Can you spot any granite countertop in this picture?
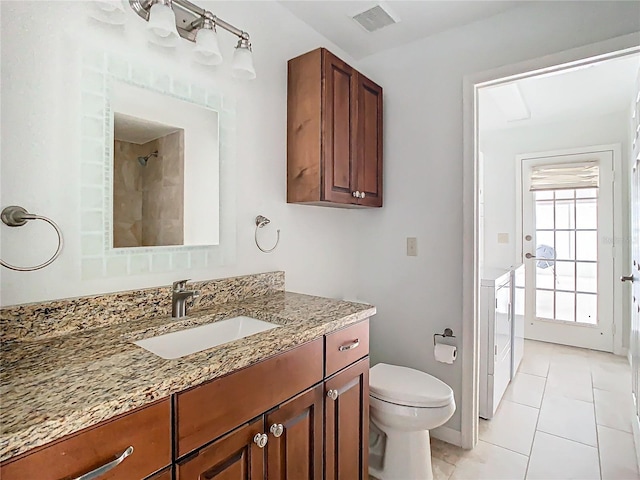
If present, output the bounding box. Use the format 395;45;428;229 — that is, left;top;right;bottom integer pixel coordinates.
0;291;375;462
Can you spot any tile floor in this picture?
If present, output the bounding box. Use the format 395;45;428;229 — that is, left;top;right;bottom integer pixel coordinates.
429;340;639;480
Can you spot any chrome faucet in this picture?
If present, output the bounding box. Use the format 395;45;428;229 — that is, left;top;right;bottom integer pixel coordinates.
171;279;200;318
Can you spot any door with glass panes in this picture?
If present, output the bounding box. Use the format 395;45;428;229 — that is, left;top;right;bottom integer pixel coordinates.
521;150;615;351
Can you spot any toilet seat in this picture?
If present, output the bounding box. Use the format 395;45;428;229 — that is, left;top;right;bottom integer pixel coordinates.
370;363;454;408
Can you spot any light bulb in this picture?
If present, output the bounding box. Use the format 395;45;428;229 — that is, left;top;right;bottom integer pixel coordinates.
232;39;256;80
147;1;179;47
91;0;126;25
194;17;223;66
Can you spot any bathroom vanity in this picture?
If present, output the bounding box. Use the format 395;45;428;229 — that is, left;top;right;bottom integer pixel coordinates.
0;272;374;480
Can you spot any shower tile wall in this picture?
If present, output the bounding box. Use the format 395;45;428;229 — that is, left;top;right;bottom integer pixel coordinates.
113;130;184;248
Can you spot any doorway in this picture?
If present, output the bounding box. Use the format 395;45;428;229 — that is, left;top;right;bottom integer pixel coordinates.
461;38;640;451
520;149;615;352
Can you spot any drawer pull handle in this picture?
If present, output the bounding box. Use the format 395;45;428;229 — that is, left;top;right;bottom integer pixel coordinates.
254;433;268;448
338;339;360;352
270;423;284;437
74;446;133;480
327;389;339;400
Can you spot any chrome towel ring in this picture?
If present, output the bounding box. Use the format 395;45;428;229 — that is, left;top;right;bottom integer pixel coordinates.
254;215;280;253
1;206;64;271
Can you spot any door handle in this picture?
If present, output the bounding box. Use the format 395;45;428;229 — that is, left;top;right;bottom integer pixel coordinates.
525;253;538;259
621;274;635;283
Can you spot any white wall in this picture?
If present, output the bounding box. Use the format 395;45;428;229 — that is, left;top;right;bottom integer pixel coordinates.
0;1;360;306
481;111;629;268
354;2;640;431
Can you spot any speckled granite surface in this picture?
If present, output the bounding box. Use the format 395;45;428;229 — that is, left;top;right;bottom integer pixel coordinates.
0;271;285;341
0;289;375;462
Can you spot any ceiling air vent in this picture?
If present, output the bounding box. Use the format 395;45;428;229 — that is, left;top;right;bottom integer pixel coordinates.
352;3;400;33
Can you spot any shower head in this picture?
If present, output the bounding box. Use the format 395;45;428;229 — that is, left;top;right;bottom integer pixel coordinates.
137;150;158;166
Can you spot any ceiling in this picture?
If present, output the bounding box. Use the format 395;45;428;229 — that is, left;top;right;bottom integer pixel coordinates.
479;54;640;132
114;113;181;144
279;1;528;60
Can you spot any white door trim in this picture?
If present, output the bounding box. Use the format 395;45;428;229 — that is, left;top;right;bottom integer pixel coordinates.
461;33;640;449
515;146;621;352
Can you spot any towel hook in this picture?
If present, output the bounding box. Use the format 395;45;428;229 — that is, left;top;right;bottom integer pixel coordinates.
254;215;280;253
1;206;64;271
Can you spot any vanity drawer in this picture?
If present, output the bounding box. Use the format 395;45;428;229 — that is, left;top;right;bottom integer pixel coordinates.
0;398;171;480
325;320;369;377
175;338;323;457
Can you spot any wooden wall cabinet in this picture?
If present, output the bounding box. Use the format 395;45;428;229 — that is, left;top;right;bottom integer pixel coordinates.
288;48;383;208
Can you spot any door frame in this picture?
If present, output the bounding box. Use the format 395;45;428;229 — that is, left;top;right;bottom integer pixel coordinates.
461;33;640;449
515;145;622;352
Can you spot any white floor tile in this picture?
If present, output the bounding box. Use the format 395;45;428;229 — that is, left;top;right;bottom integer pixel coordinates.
526;431;600;480
430;437;464;466
546;363;593;402
450;440;528;480
433;457;456;480
592;362;632;393
504;373;546;408
479;400;539;455
594;388;634;433
598;425;640;480
537;393;598;446
519;353;550;378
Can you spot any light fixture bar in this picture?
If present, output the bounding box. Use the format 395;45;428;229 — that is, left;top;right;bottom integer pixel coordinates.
129;0;250;43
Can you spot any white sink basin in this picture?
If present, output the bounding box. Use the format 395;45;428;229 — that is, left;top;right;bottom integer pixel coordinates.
133;316;280;359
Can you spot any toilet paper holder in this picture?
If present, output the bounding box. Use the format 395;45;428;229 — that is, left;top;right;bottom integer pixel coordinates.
433;328;456;346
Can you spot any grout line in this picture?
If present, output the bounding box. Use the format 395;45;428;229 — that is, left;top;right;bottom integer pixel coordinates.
524;357;549;480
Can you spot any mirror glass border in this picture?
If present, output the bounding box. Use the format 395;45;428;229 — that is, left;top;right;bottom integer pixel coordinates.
79;49;236;279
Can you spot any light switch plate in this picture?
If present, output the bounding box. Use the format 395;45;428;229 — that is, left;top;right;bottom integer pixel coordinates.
407;237;418;256
497;233;509;244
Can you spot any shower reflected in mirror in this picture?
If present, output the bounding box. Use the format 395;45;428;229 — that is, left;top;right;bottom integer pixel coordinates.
113;113;185;248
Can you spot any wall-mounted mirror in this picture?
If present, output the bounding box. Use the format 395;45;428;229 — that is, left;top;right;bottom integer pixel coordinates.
111;82;220;248
79;51;236;280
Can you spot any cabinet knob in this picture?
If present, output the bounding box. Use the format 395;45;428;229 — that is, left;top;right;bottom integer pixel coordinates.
327;389;339;400
270;423;284;438
352;191;360;198
253;433;268;448
360;192;366;199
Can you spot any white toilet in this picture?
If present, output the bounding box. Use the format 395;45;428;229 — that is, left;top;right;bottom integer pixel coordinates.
369;363;456;480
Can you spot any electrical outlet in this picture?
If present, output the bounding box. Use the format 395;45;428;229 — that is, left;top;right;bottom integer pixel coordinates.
497;233;509;244
407;237;418;256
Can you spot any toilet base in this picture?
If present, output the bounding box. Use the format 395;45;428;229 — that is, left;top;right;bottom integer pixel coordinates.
369;420;434;480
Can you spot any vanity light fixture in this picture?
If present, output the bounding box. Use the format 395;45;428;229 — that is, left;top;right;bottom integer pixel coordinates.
92;0;127;25
193;14;223;66
129;0;256;79
232;38;256;80
146;0;180;47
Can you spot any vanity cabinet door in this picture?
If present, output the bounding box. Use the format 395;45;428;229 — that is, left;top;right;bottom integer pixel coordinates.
324;358;369;480
265;384;323;480
177;418;265;480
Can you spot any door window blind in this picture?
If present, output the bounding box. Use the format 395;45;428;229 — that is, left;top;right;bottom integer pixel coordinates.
529;162;599;191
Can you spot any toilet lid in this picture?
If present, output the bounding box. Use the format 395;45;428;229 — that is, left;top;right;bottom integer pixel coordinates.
369;363;454;408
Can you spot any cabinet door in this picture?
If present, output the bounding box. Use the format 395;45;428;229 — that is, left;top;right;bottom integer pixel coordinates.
324;358;369;480
177;418;265;480
356;74;383;207
266;384;323;480
322;49;357;204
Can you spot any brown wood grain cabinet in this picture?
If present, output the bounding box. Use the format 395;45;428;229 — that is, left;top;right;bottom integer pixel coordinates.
177;419;265;480
288;48;383;208
1;322;371;480
0;399;171;480
266;384;324;480
324;358;370;480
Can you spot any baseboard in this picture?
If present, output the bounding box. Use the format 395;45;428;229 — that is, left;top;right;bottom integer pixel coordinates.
431;425;462;447
632;406;640;473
